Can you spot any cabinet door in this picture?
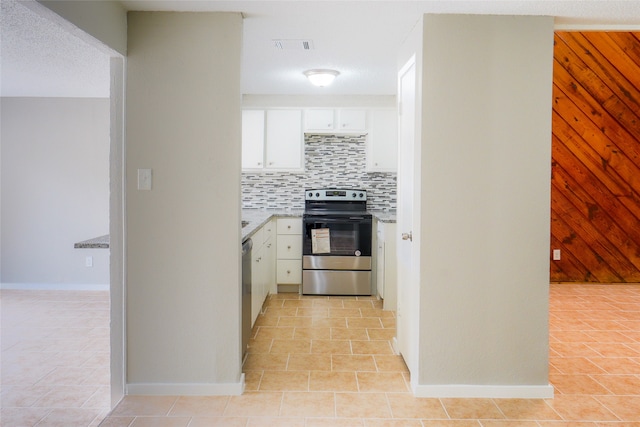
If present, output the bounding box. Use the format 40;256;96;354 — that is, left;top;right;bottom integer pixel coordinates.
367;109;398;172
338;109;366;131
242;110;265;169
264;238;276;295
262;219;274;243
376;223;386;299
265;110;303;169
305;109;334;131
251;243;265;326
382;222;397;311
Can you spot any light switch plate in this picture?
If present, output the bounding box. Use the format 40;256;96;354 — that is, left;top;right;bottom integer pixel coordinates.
138;168;152;191
552;249;561;261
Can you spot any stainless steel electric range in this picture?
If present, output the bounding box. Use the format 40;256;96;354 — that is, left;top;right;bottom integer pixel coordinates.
302;188;373;295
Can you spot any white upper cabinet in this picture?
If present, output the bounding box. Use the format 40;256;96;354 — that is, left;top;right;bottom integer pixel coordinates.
242;110;265;169
305;109;334;131
367;109;398;172
337;109;367;131
304;109;366;133
242;109;303;171
242;106;396;172
265;110;303;170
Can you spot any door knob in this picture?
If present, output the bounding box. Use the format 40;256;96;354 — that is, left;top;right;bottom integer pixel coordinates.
401;232;413;241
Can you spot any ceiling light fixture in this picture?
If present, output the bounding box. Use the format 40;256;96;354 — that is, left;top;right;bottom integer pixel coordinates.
303;69;340;87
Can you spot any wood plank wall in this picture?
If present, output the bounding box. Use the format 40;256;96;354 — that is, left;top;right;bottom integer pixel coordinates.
551;32;640;283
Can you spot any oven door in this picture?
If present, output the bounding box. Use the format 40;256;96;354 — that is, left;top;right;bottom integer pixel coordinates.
302;214;372;258
302;213;373;295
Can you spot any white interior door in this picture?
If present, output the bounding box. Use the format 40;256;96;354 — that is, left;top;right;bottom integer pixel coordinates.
396;56;417;377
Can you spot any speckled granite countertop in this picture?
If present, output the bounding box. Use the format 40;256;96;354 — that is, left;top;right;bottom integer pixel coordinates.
74;235;109;249
242;209;396;242
369;210;397;223
242;209;304;242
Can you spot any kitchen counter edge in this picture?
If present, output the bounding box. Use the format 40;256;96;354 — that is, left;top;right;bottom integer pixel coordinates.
74;235;110;249
242;209;396;242
370;210;397;224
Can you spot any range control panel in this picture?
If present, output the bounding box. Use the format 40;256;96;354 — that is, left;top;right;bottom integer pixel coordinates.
305;188;367;201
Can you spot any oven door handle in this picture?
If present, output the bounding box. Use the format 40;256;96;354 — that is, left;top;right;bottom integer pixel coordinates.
304;216;372;223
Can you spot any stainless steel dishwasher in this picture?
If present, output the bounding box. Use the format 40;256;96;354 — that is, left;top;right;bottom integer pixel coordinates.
241;238;252;358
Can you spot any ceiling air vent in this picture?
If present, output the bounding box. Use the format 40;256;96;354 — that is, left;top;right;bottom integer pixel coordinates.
273;39;314;50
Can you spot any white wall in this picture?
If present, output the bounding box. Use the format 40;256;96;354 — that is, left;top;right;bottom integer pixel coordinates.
109;56;126;407
416;15;555;397
1;97;110;289
125;11;243;394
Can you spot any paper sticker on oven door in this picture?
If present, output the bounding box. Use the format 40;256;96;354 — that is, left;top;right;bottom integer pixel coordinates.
311;228;331;254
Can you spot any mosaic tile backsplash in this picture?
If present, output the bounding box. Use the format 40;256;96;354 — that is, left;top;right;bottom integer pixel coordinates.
242;134;397;211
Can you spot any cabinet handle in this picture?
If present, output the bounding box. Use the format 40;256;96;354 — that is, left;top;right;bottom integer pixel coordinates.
287;225;291;229
287;270;291;274
287;245;291;249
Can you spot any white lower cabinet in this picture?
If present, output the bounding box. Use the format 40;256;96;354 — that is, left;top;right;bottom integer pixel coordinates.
376;220;397;311
251;220;275;327
276;218;302;290
248;217;302;323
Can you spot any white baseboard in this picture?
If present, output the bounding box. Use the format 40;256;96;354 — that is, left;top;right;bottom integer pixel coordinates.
1;283;109;291
414;383;554;399
127;375;245;396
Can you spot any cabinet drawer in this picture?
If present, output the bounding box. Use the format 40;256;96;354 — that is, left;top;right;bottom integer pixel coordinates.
277;218;302;234
277;260;302;284
277;235;302;259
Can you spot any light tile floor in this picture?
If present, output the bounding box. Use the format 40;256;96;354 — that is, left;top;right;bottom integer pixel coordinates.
3;284;640;426
1;289;111;426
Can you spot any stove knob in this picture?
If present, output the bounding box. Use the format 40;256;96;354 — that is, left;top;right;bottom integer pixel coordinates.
316;192;320;197
359;193;364;198
352;192;357;198
308;192;313;198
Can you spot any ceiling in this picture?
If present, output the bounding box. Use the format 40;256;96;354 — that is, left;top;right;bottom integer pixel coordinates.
2;0;640;98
